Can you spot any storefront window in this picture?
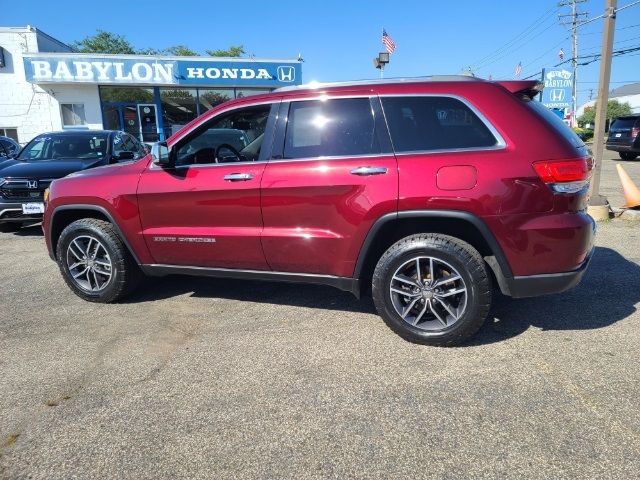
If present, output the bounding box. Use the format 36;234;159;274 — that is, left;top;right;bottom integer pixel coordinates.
198;89;233;112
99;87;154;103
159;88;198;137
235;89;271;99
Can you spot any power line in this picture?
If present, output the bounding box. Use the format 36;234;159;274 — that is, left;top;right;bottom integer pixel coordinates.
468;6;561;71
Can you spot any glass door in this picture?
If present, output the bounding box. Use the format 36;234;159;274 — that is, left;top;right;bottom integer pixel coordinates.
137;104;159;142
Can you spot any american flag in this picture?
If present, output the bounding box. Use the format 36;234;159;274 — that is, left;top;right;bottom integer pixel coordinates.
514;61;522;76
559;48;565;60
382;29;396;55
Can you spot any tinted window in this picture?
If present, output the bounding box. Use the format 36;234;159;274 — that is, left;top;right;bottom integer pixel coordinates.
175;105;271;166
525;100;585;149
610;117;639;131
381;96;498;152
283;98;381;159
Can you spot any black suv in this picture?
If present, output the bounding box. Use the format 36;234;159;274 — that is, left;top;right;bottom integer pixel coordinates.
606;115;640;160
0;130;147;232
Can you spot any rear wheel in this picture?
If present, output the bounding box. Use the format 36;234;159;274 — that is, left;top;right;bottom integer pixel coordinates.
372;233;492;346
56;218;142;302
619;152;638;161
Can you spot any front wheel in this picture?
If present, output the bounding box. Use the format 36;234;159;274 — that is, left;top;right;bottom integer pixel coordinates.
56;218;142;302
372;234;492;346
619;152;638;161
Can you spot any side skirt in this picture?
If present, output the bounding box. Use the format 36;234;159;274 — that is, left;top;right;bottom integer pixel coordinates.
140;264;361;298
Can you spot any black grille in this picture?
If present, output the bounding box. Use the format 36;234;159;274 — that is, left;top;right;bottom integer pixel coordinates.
0;179;52;200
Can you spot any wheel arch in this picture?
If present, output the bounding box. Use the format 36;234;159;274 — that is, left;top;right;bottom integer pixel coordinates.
354;210;514;295
49;205;141;264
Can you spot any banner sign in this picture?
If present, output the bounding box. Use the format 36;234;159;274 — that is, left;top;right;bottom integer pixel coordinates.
541;69;573;109
23;55;302;87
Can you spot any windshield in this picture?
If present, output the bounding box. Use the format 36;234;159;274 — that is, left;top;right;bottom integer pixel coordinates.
17;133;109;161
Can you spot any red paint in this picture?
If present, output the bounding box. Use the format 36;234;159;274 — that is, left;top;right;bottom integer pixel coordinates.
437;165;477;190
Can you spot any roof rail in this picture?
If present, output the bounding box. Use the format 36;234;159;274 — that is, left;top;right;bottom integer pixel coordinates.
275;75;485;92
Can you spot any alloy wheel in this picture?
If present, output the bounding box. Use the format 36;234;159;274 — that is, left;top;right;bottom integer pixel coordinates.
389;256;468;331
66;235;113;292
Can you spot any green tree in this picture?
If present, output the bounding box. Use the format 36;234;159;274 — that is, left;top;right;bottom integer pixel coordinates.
163;45;199;56
205;45;245;57
71;30;136;54
578;99;633;126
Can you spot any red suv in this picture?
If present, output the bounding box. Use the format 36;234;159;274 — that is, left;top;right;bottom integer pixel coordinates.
43;77;595;346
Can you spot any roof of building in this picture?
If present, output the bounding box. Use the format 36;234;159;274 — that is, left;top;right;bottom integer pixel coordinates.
610;83;640;97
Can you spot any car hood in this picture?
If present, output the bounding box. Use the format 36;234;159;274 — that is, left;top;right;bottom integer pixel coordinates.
0;157;106;179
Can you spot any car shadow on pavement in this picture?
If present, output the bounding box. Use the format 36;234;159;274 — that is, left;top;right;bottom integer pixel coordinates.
129;275;377;314
129;246;638;343
469;246;640;346
13;224;43;237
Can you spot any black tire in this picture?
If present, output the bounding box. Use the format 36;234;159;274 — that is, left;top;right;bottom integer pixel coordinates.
619;152;638;161
0;223;22;233
56;218;142;302
372;234;492;347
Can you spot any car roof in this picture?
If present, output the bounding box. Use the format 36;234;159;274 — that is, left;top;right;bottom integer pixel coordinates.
274;75;482;93
36;130;118;136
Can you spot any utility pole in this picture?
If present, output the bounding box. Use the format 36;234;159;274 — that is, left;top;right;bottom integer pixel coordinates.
588;0;617;218
559;0;588;126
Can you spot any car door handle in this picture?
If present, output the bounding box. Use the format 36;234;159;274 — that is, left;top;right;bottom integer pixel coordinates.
350;166;388;176
224;173;254;182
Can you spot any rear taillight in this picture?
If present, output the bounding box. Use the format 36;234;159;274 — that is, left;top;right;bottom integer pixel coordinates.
533;157;594;194
632;127;639;139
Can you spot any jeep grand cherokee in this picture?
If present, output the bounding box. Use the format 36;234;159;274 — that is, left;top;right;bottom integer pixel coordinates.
42;77;595;346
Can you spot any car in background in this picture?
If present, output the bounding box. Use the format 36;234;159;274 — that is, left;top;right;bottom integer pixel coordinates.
0;136;20;159
606;114;640;160
0;130;147;232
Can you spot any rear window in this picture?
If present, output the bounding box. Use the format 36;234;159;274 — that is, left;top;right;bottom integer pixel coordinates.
381;96;498;152
525;101;585;149
610;117;639;130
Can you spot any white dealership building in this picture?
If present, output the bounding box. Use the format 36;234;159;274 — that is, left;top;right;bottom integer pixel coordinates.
0;26;302;144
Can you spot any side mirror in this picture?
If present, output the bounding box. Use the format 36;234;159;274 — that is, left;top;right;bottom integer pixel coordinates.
115;151;135;161
151;141;173;167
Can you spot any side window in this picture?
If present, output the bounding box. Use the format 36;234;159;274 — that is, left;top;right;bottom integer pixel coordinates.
112;133;126;155
381;96;498;152
128;134;147;158
175;105;271;166
0;140;9;157
283;98;381;159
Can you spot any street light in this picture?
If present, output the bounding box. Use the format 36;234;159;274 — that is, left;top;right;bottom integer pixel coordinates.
373;52;390;77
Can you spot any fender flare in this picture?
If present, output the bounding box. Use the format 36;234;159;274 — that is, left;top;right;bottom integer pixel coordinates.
353;210;514;294
49;204;142;265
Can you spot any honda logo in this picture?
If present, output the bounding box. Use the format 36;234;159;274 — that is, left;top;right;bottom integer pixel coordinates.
277;66;295;83
550;89;566;102
27;180;38;189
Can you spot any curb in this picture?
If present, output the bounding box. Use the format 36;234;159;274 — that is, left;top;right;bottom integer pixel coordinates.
611;207;640;221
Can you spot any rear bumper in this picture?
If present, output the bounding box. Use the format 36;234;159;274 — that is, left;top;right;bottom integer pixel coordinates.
505;246;594;298
606;143;639;153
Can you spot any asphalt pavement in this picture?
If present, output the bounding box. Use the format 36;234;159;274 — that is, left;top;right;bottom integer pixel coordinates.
0;153;639;478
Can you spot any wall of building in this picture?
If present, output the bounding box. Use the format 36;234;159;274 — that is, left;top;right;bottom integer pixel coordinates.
0;27;103;143
0;28;56;143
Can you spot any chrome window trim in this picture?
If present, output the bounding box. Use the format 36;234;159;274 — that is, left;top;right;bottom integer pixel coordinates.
378;93;507;154
268;153;396;164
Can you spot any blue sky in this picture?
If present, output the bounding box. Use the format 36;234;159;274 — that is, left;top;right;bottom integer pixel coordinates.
3;0;639;106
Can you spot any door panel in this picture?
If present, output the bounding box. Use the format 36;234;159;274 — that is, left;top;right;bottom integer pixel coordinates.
136;102;277;269
261;157;397;277
137;163;267;269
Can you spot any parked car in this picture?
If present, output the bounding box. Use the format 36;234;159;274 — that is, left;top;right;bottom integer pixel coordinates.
0;136;20;159
606;114;640;160
0;130;147;232
43;77;595;346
